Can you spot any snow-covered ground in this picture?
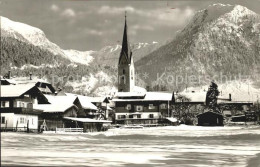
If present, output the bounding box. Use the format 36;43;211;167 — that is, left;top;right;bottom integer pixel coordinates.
1;126;260;166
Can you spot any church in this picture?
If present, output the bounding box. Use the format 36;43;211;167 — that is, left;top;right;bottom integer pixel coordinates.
117;13;135;92
113;13;175;125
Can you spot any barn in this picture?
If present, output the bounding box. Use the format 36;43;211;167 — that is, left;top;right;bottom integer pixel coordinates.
197;111;224;126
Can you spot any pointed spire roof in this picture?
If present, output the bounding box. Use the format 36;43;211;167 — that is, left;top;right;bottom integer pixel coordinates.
119;11;132;64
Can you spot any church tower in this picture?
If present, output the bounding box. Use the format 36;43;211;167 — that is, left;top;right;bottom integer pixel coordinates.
118;12;135;92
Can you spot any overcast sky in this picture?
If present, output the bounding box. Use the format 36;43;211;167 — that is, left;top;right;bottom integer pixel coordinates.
1;0;260;51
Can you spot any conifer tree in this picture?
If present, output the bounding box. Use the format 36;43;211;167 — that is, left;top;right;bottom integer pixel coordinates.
206;81;220;112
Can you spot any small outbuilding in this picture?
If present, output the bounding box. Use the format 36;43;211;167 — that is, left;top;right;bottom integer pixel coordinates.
197;112;224;126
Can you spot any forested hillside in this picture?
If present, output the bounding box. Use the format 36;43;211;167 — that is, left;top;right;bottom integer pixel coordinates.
136;4;260;91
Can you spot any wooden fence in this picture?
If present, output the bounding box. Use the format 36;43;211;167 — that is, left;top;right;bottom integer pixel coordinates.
55;128;83;133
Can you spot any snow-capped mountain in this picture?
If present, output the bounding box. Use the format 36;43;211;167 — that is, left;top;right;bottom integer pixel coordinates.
91;41;161;66
136;4;260;92
1;16;94;66
1;3;260;97
0;16;149;96
1;16;160;68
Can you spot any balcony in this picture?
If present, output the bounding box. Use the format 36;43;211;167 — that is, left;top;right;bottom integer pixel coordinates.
0;107;42;115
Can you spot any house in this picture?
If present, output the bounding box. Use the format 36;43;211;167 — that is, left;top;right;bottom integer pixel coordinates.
73;95;99;118
113;92;174;125
197;111;224;126
34;94;112;132
1;72;56;94
0;84;49;132
34;95;78;130
66;93;112;120
16;77;56;95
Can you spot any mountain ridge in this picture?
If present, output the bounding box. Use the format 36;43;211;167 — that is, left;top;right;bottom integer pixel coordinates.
135;3;260;91
1;3;260;99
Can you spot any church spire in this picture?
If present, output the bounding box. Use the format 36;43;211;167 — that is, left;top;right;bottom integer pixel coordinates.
119;11;131;64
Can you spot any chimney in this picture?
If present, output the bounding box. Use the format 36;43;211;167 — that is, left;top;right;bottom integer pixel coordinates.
29;73;32;80
229;94;232;101
8;70;11;79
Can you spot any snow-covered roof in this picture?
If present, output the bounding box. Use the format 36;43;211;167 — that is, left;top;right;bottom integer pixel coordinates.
77;96;98;110
0;78;16;85
15;77;50;84
44;95;77;105
64;117;112;123
177;92;207;103
66;93;109;103
116;92;146;98
33;104;77;113
113;92;173;101
0;84;36;97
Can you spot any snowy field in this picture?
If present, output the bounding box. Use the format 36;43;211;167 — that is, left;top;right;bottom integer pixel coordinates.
1;125;260;167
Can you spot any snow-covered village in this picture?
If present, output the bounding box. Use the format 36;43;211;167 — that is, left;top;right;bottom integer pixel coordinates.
1;1;260;167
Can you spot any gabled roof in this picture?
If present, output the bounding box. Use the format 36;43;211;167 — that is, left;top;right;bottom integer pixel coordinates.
76;96;98;110
0;78;16;85
15;77;56;93
66;93;109;103
1;84;37;97
34;95;77;113
44;95;77;105
33;104;77;113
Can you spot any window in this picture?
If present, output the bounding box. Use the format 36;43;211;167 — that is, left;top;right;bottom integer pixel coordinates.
129;115;133;119
121;76;125;84
21;103;25;108
17;101;21;107
118;115;126;119
148;104;155;109
32;118;34;125
137;115;141;119
1;117;5;124
160;104;167;109
136;105;143;112
20;117;25;124
1;101;10;108
1;101;5;107
27;103;33;109
126;104;131;110
123;69;125;74
149;114;154;118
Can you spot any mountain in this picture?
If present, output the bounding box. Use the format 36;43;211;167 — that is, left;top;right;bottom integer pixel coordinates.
1;16;96;69
1;3;260;99
0;16;113;96
135;4;260;91
0;16;147;96
91;41;161;67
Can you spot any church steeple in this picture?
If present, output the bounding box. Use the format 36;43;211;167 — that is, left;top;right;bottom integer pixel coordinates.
118;12;135;92
119;11;132;64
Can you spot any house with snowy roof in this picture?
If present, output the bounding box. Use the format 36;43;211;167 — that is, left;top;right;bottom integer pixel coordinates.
34;94;111;132
1;71;56;94
0;84;49;132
